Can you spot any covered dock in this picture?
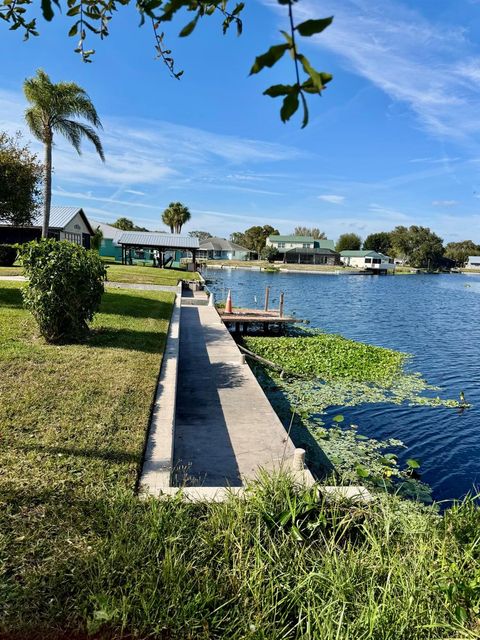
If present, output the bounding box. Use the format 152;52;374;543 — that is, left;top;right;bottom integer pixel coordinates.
117;231;199;268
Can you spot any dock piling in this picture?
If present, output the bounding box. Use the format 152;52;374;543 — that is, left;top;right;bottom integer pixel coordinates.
279;292;284;318
264;286;270;312
292;448;306;471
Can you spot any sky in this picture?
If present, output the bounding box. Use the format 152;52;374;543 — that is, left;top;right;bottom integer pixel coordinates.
2;0;480;242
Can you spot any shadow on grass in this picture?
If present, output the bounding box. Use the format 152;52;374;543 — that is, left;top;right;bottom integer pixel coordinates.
15;443;139;464
0;286;24;309
87;328;167;354
99;291;174;320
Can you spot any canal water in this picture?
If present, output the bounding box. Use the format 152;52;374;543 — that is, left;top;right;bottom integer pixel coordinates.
206;268;480;502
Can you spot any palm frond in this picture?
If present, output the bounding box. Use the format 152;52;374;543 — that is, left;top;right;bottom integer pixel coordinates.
24;108;46;143
53;119;105;161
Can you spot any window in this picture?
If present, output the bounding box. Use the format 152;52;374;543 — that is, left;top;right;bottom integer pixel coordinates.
278;242;285;248
373;258;381;264
63;232;82;244
302;243;310;248
365;257;372;264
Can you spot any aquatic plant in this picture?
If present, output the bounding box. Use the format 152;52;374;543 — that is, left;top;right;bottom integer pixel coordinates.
243;332;463;500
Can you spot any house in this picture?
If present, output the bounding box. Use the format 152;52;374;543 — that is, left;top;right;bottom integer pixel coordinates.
89;219;124;261
197;237;251;261
340;250;395;273
266;235;338;264
0;206;94;248
283;247;340;265
466;256;480;269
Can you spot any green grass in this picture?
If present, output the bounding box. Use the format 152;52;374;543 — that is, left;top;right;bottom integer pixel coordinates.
0;265;22;276
1;282;480;639
105;264;200;285
0;263;200;285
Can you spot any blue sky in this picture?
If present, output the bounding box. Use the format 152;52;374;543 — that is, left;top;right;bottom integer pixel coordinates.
2;0;480;242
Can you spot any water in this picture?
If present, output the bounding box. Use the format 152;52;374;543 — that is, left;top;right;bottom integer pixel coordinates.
206;267;480;502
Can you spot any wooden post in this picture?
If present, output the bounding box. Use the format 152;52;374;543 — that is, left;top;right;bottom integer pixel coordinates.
264;286;270;311
279;292;284;318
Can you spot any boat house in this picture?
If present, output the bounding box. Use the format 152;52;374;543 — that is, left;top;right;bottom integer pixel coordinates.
0;206;94;248
340;250;395;273
466;256;480;269
117;232;199;269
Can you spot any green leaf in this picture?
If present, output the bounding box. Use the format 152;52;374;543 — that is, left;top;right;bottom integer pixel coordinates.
406;458;421;469
280;91;299;123
295;17;333;37
250;43;290;75
68;23;78;37
298;54;323;91
291;524;304;541
263;84;293;97
179;15;199;37
356;465;370;478
41;0;56;21
333;414;344;422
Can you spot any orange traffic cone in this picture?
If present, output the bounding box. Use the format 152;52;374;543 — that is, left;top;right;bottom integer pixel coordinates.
225;289;233;314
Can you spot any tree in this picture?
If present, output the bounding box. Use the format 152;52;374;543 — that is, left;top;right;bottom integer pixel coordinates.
444;240;480;267
4;2;333;128
363;232;392;255
0;131;43;226
293;227;326;239
336;233;361;252
390;225;444;269
24;69;104;238
91;226;103;252
242;225;279;256
162;202;191;234
189;230;212;242
261;245;280;262
112;218;135;231
230;231;246;246
111;217;149;231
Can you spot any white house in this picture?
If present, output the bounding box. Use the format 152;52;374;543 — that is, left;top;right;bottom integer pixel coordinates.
466;256;480;269
340;250;395;273
266;235;336;251
0;206;94;248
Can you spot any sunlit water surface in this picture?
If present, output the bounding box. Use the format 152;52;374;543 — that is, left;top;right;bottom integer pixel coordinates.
207;268;480;502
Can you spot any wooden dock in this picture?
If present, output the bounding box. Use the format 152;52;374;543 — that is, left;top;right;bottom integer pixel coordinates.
218;308;302;333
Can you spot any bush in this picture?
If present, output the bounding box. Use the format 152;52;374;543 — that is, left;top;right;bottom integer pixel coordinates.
18;239;106;342
0;243;17;266
261;245;280;262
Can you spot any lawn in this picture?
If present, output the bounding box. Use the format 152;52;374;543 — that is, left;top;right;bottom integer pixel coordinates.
1;282;479;639
0;263;200;285
104;264;200;285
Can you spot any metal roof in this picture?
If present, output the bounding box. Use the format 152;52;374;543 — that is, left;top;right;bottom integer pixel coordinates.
199;237;249;252
89;219;124;244
268;235;315;243
285;247;338;255
340;250;386;258
117;232;199;249
30;206;88;230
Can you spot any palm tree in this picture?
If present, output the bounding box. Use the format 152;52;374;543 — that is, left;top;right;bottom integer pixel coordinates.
162;201;191;234
24;69;105;238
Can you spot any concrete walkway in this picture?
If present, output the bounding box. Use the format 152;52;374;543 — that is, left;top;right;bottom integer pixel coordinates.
172;304;296;486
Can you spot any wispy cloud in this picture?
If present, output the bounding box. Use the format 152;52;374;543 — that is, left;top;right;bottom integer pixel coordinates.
432;200;458;207
318;194;345;204
263;0;480;141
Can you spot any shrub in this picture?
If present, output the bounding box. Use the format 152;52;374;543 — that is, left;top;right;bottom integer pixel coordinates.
261;245;280;262
18;239;106;342
0;243;17;266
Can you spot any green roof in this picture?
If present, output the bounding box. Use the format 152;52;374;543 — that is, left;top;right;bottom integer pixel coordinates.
268;235;315;243
315;239;335;250
340;250;384;258
268;236;335;250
